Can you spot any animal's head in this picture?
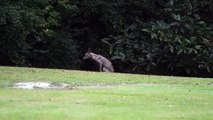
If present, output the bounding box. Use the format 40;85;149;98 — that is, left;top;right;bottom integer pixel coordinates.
83;48;92;60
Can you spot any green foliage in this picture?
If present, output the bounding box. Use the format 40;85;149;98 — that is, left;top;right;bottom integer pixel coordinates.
0;0;80;69
0;0;212;76
102;0;213;76
45;30;80;69
0;4;27;65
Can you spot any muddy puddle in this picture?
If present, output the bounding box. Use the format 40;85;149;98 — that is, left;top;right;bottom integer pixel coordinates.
13;82;69;89
13;82;153;90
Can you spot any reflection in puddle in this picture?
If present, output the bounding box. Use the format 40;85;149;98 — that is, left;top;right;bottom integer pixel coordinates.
14;82;68;89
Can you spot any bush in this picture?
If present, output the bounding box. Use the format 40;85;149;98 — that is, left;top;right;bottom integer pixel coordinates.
102;0;213;76
44;31;80;69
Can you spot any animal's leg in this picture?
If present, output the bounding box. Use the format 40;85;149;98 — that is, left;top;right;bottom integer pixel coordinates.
99;62;103;72
103;67;110;72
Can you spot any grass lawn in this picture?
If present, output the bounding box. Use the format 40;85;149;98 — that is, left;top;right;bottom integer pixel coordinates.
0;66;213;120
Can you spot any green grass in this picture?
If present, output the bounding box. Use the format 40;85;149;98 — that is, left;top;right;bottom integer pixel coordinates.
0;66;213;120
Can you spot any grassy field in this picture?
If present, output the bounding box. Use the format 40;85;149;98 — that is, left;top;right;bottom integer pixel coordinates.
0;66;213;120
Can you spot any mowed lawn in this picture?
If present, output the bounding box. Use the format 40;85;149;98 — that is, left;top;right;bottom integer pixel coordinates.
0;66;213;120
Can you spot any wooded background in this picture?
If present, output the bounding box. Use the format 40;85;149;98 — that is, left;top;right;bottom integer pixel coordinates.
0;0;213;77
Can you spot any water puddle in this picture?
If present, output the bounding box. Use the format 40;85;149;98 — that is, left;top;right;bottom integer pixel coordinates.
13;82;68;89
13;82;155;90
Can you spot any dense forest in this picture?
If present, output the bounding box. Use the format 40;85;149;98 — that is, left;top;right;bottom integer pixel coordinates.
0;0;213;77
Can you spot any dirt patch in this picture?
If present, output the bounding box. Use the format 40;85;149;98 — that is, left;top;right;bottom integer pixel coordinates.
13;82;69;89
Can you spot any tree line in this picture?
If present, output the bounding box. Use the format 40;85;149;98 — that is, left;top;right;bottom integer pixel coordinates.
0;0;213;77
